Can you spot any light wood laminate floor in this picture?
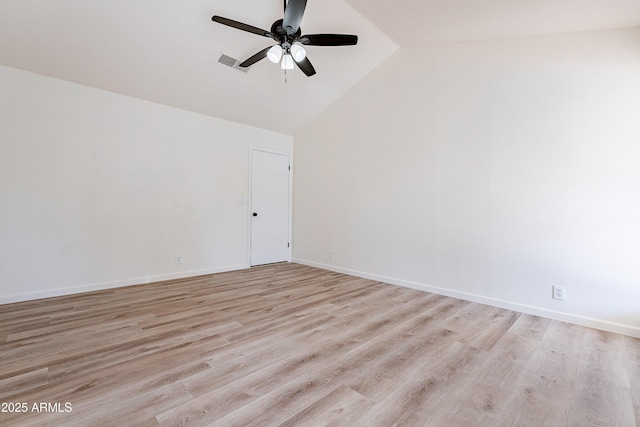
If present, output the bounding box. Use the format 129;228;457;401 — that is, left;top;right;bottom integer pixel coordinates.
1;263;638;426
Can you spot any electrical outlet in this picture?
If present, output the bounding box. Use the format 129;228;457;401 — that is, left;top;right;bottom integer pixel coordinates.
553;285;565;301
328;250;334;260
175;255;182;265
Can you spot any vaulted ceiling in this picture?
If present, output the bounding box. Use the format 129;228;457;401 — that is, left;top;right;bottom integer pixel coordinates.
1;0;639;135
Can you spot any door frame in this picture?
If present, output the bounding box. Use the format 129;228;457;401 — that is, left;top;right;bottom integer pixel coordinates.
248;147;293;266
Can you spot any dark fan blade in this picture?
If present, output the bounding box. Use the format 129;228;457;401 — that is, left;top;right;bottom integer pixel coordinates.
300;34;358;46
295;56;316;77
283;0;307;35
212;16;276;40
238;46;272;68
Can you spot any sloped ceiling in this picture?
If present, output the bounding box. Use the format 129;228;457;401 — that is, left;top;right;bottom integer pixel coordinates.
1;0;639;135
345;0;640;45
0;0;397;135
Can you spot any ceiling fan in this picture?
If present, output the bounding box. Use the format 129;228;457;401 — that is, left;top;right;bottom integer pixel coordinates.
212;0;358;76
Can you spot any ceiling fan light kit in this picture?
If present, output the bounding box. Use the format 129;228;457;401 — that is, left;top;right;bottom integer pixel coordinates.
211;0;358;77
281;53;295;70
290;44;306;62
267;45;283;63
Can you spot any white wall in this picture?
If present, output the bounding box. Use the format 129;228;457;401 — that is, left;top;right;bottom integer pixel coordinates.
293;28;640;337
0;65;293;303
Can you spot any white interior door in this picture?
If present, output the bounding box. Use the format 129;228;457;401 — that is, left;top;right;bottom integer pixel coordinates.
250;149;291;266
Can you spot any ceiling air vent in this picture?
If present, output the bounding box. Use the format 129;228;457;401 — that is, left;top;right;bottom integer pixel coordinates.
218;54;250;73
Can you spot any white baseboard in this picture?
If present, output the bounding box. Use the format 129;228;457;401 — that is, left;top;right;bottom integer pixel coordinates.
0;264;250;305
293;258;640;339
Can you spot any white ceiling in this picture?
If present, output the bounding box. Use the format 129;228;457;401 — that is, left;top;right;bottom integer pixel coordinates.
345;0;640;45
1;0;639;135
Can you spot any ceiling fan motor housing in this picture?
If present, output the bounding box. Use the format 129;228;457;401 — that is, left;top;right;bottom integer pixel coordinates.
271;19;301;49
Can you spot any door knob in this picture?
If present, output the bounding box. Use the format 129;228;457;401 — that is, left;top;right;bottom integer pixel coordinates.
252;212;258;217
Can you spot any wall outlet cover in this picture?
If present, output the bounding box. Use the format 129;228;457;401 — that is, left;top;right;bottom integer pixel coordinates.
553;285;565;301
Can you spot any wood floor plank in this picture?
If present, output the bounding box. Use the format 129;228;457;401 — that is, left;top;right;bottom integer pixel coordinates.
157;292;459;425
0;263;637;426
201;322;458;426
496;347;577;426
507;312;552;341
566;375;636;427
431;332;539;425
625;336;640;426
565;328;636;426
0;368;48;400
277;385;372;427
353;341;482;426
578;328;630;387
450;305;521;351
